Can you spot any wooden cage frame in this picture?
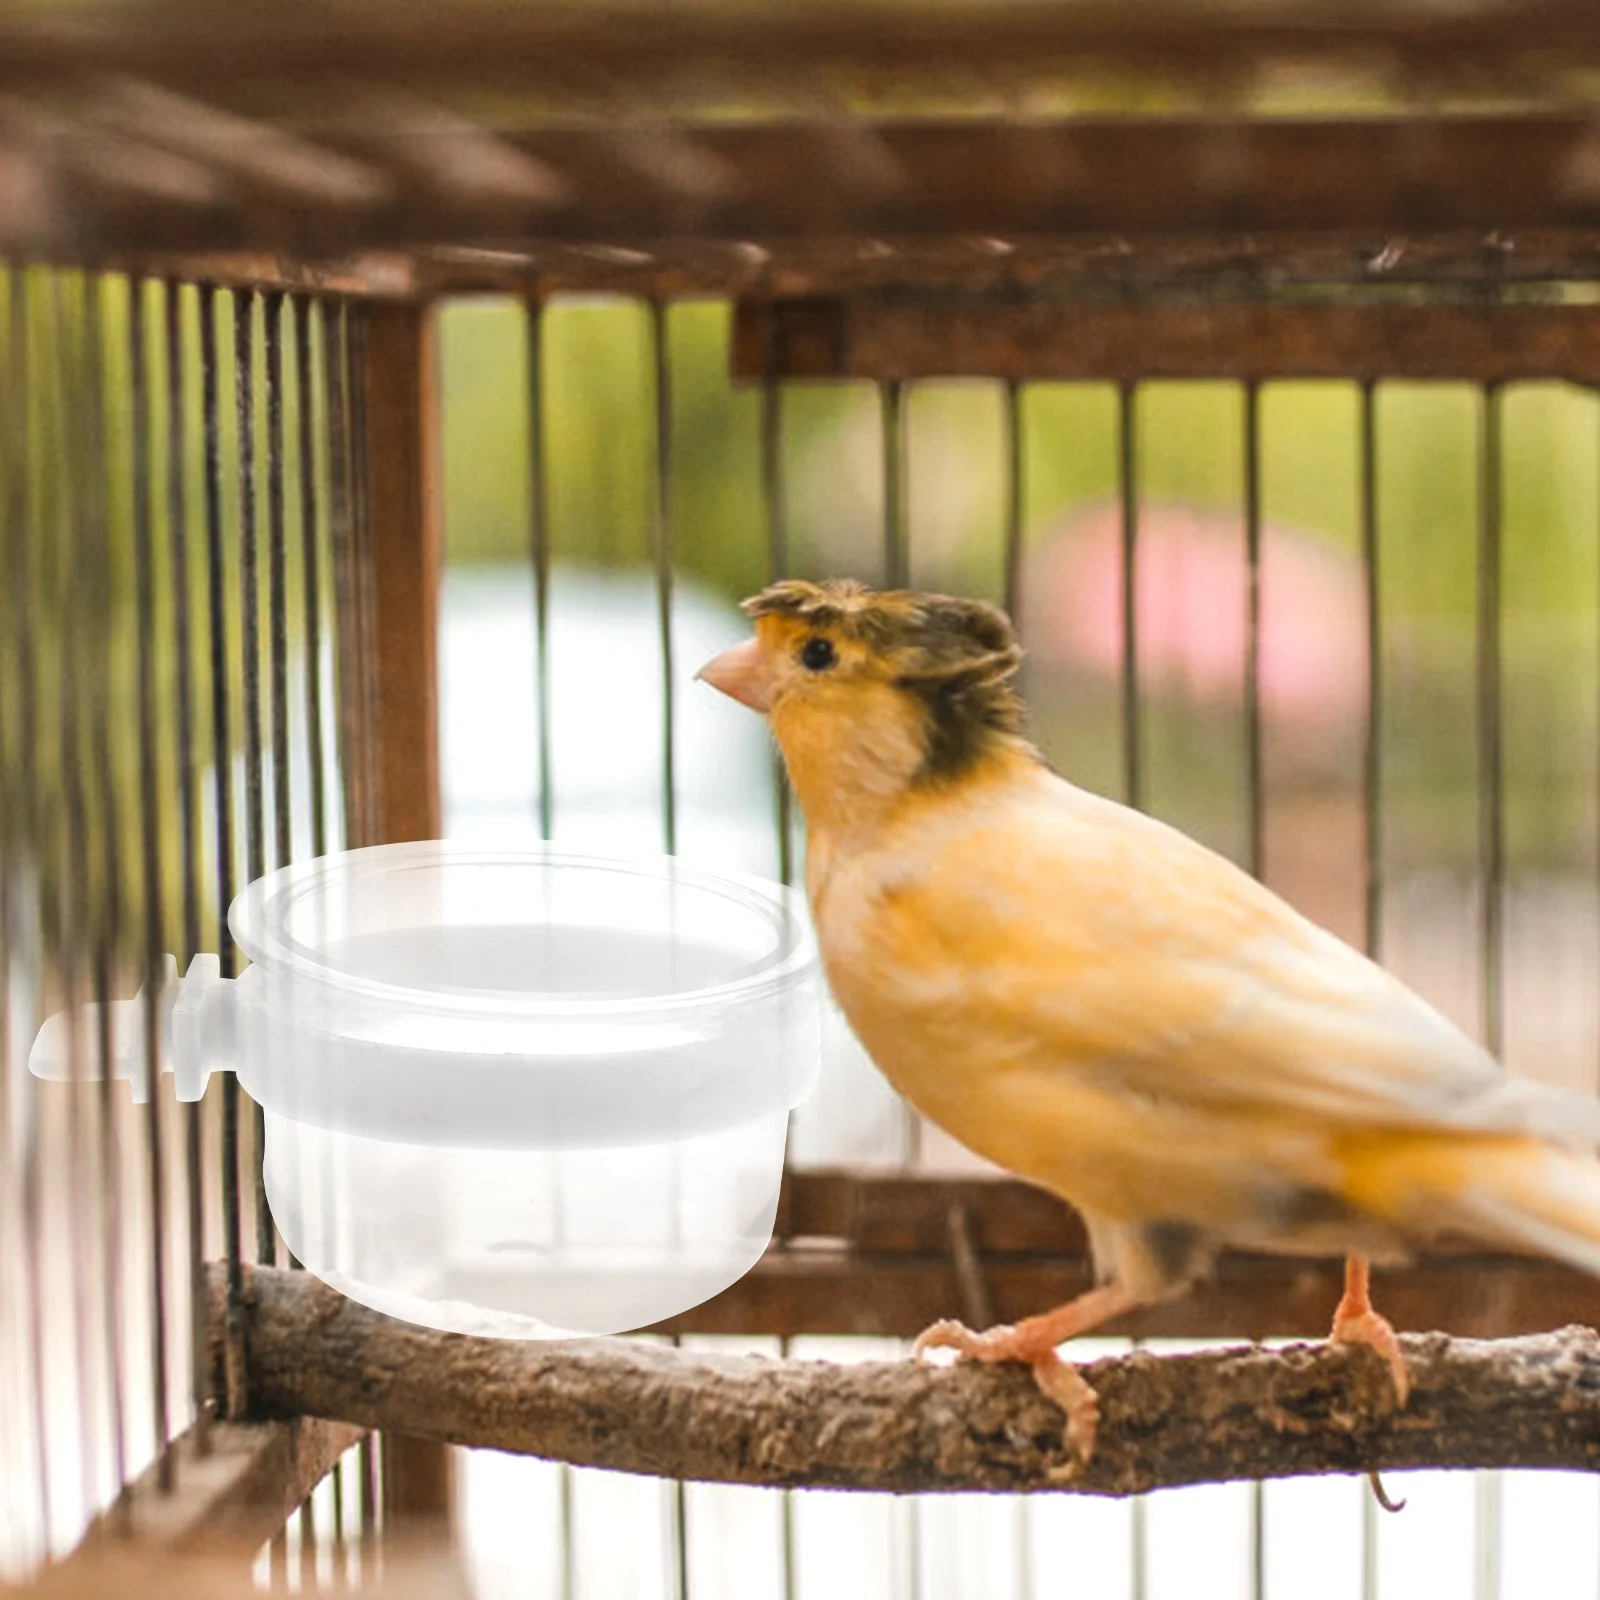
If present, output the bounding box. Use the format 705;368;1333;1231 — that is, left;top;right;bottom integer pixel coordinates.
13;0;1600;1568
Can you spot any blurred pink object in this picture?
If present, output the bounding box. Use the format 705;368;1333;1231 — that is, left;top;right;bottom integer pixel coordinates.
1020;501;1365;729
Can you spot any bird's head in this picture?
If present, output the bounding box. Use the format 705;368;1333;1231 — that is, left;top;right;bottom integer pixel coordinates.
697;579;1035;829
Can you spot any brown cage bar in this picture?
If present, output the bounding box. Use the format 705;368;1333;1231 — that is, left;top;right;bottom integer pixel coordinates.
9;0;1600;1593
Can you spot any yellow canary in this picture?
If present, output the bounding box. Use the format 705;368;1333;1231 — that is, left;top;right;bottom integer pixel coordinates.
697;578;1600;1464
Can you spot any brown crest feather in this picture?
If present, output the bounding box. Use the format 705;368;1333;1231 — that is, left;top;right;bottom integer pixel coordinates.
743;579;1033;780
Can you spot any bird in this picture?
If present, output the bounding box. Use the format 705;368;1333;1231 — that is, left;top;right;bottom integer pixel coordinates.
696;576;1600;1469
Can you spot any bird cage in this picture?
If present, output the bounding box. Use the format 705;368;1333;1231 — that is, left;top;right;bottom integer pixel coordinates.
9;3;1600;1596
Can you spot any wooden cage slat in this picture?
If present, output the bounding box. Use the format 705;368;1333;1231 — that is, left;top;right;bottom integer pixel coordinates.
96;80;393;209
733;297;1600;382
486;114;1600;241
659;1169;1600;1339
348;301;451;1521
775;1166;1089;1255
5;112;1600;289
339;94;569;213
9;1544;471;1599
86;233;1600;303
381;1434;454;1531
101;251;422;298
2;2;1600;95
648;1242;1600;1342
359;302;443;848
58;1416;364;1557
12;1548;470;1600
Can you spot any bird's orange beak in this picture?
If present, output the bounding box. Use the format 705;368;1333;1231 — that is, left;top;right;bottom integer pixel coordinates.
696;636;772;714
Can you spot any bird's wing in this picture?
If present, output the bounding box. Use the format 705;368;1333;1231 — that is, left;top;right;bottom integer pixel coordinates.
899;777;1600;1145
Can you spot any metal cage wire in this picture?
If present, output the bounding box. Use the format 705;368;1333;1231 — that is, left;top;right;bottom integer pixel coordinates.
0;271;386;1576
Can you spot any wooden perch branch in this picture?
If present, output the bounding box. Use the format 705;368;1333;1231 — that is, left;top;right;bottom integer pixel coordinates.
213;1266;1600;1495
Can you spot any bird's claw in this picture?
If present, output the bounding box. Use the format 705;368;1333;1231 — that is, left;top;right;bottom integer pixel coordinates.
1367;1468;1407;1514
912;1318;1020;1364
1032;1349;1101;1465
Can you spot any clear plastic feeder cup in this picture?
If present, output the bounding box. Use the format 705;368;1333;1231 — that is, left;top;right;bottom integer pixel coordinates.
29;843;821;1338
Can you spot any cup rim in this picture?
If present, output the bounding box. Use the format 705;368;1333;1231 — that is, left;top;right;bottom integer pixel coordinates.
227;840;815;1019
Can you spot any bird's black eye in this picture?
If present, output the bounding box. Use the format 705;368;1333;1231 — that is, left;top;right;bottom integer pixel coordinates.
800;636;837;672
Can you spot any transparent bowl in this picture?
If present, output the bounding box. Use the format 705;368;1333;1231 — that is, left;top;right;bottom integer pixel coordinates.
32;842;822;1338
229;843;819;1149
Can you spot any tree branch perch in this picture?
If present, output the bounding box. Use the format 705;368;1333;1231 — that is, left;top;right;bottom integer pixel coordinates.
212;1265;1600;1496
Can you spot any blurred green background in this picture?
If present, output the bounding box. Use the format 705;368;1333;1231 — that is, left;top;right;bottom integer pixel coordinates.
441;295;1600;898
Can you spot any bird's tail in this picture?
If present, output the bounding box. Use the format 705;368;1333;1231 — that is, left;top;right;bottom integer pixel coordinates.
1437;1139;1600;1278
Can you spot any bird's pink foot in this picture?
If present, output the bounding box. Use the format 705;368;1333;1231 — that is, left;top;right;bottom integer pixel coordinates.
1331;1308;1411;1408
1330;1255;1411;1408
1330;1256;1412;1513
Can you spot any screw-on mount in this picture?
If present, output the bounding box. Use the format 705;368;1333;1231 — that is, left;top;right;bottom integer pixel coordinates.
28;954;237;1104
